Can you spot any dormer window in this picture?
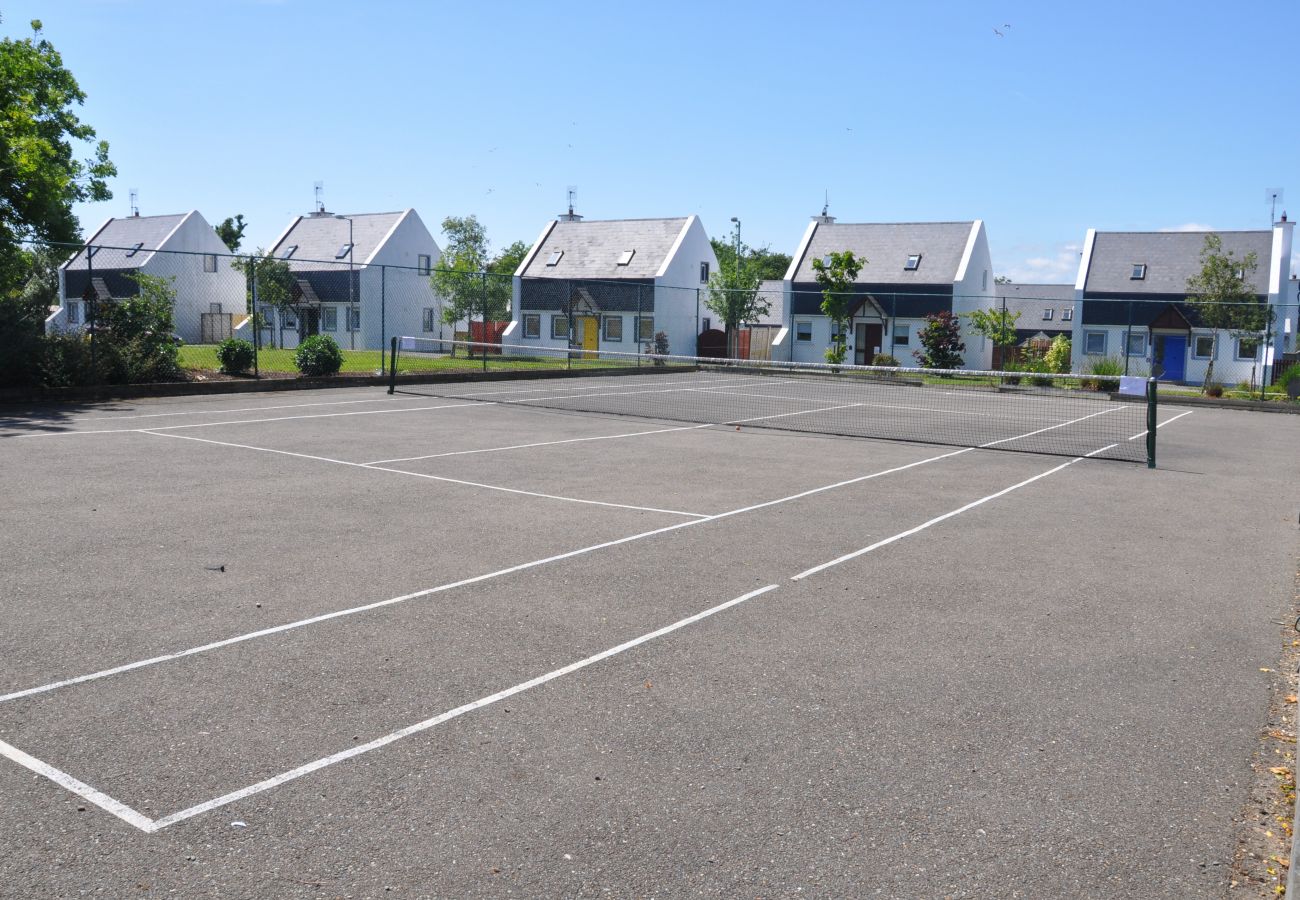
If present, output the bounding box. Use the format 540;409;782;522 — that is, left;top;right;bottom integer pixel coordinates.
546;250;563;266
1131;264;1147;280
124;242;144;258
904;254;921;271
280;245;298;260
617;249;635;266
335;243;354;259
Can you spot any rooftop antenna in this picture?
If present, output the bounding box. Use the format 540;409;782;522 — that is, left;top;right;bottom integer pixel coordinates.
822;190;829;219
559;185;582;222
129;188;139;217
813;190;835;225
314;181;325;214
1266;187;1284;225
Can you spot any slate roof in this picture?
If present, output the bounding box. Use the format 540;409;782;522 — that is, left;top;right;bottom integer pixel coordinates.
1084;230;1273;296
789;221;974;284
518;218;690;280
63;214;189;271
993;283;1075;331
270;211;406;271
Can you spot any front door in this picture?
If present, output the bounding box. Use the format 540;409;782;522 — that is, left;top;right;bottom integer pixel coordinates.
579;316;599;359
1154;334;1186;381
854;323;884;365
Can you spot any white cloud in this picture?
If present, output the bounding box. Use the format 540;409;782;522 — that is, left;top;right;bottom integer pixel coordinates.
1158;222;1215;232
999;243;1082;285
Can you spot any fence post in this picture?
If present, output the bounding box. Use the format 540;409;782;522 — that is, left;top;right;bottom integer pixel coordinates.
388;336;398;394
1146;377;1157;469
481;271;488;372
250;255;260;379
1124;301;1133;376
380;264;387;374
86;243;96;383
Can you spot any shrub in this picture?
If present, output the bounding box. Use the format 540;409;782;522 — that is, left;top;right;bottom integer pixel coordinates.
39;331;96;387
1082;356;1123;392
295;334;343;376
1277;363;1300;400
871;353;900;367
913;311;965;369
1204;382;1224;398
215;338;256;375
1044;335;1072;374
646;331;670;367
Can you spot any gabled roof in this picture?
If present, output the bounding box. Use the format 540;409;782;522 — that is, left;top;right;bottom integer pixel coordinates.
269;211;408;271
517;217;691;279
1084;230;1273;295
788;221;976;284
63;213;190;271
993;282;1075;326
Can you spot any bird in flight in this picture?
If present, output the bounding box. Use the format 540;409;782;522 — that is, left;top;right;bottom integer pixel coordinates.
993;27;1004;37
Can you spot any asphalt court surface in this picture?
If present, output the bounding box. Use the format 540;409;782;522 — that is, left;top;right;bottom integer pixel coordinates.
0;378;1297;898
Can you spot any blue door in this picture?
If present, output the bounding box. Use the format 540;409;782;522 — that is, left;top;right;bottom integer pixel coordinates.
1155;335;1186;381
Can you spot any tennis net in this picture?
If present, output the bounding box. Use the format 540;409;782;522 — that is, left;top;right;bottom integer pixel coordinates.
388;337;1159;465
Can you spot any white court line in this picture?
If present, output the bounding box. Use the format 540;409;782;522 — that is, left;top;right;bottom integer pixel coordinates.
1128;409;1194;440
689;386;1021;419
147;584;781;831
791;443;1119;581
0;444;975;706
4;395;404;425
978;405;1121;447
140;431;709;519
0;737;154;832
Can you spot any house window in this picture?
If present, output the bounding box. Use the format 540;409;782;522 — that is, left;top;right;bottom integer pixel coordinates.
702;318;711;331
617;249;635;266
203;253;217;273
1192;334;1215;358
1084;331;1107;355
1062;308;1073;321
636;316;655;341
282;312;298;329
551;315;569;339
523;313;540;338
422;308;437;332
66;301;81;324
904;254;921;271
1236;336;1261;360
700;261;710;283
603;315;623;342
893;324;910;346
1125;332;1146;356
1042;308;1054;321
335;243;354;260
321;307;338;332
795;321;812;342
209;302;222;314
417;255;432;276
546;250;563;267
981;270;988;290
125;242;144;258
1131;264;1147;280
280;245;297;260
347;307;361;331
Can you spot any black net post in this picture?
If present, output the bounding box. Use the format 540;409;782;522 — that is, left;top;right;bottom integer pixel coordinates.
481;271;488;372
1146;377;1158;468
250;254;260;379
388;336;399;394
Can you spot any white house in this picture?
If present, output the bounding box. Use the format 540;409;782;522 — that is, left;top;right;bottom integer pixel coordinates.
508;213;719;359
1071;217;1295;385
778;216;995;368
265;209;441;350
52;211;242;344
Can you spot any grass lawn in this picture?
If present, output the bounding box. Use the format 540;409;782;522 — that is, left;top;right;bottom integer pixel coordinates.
178;345;661;376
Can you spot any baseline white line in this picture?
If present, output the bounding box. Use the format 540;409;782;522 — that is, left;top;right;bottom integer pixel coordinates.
0;738;153;832
791;444;1118;581
148;584;780;831
0;444;972;705
1128;409;1194;440
140;431;709;519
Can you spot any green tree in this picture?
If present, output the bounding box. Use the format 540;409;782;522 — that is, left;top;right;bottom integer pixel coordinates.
994;275;1013;285
231;249;294;347
0;18;115;291
710;238;792;281
214;215;246;252
963;306;1021;367
1185;234;1267;390
704;239;769;357
91;272;181;383
811;250;865;365
0;245;62;386
431;215;524;325
914;311;965;369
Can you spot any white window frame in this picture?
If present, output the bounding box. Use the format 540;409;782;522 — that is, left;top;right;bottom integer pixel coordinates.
417;255;432;276
1042;309;1054;321
522;313;540;339
1131;264;1147;280
795;320;813;343
1125;331;1146;357
321;306;338;332
546;250;563;267
603;315;623;342
904;254;921;271
617;249;635;267
551;314;569;340
893;324;910;347
422;308;437;333
203;253;217;273
1235;335;1261;361
1062;307;1073;321
1084;331;1107;355
1192;334;1215;359
66;301;81;324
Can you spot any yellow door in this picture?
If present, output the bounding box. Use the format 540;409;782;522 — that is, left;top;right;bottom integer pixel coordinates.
580;316;599;358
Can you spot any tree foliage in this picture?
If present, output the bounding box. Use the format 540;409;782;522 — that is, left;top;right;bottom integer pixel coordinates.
0;246;61;386
431;215;528;325
914;311;965;369
710;238;792;282
704;238;769;354
1185;234;1267;389
231;249;294;345
214;214;247;252
0;18;115;291
811;250;864;365
964;306;1021;351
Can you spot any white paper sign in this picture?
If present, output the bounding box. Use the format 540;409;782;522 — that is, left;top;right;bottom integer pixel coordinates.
1119;376;1148;396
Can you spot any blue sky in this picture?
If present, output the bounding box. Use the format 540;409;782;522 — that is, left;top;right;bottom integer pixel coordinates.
6;0;1296;281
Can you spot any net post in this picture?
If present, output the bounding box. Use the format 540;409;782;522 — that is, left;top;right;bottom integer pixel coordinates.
387;336;398;394
1145;376;1157;469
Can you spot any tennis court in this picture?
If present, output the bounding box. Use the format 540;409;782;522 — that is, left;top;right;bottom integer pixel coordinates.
0;364;1295;897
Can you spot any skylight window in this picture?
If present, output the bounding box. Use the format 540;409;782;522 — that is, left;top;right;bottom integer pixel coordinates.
124;242;144;258
1131;263;1146;280
617;249;635;266
280;245;298;260
335;243;354;260
546;250;564;267
1042;308;1054;320
904;254;921;271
